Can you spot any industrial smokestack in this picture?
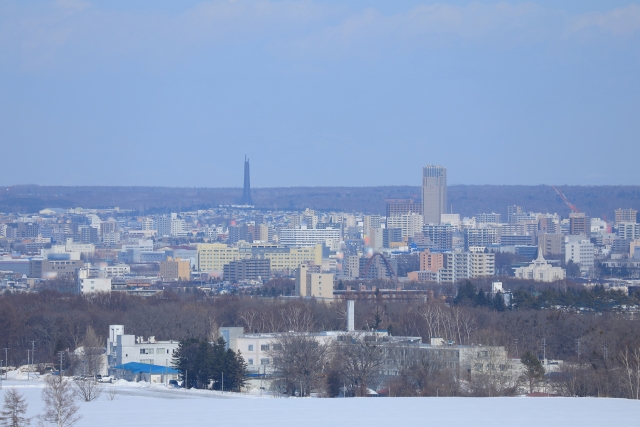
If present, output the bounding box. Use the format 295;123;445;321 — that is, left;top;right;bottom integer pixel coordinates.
347;300;355;332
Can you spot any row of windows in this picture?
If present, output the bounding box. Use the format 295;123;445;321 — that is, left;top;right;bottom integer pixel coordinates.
139;348;170;355
246;358;271;365
246;343;282;352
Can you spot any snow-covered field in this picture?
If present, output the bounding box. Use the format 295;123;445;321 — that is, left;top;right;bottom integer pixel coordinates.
1;374;638;427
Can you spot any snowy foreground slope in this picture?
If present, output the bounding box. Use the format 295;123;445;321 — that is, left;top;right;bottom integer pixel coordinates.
1;378;638;427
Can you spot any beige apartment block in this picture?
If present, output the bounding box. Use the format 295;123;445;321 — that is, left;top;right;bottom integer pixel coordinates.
295;264;334;300
160;257;191;281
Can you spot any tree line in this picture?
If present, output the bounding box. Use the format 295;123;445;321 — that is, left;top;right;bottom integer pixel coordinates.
2;280;640;398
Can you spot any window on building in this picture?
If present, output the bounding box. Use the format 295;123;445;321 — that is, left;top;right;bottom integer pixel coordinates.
248;345;254;351
248;359;254;365
260;358;270;365
156;348;165;354
260;344;269;351
272;344;282;351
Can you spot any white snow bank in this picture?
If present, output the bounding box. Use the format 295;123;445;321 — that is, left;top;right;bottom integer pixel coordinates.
0;379;638;427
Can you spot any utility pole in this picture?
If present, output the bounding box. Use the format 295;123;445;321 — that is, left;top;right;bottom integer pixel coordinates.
221;372;224;393
58;351;64;380
3;348;9;380
31;341;36;375
27;350;30;381
576;339;581;361
542;338;548;397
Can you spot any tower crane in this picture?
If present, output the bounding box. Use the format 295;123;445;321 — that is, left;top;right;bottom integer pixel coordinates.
552;186;579;213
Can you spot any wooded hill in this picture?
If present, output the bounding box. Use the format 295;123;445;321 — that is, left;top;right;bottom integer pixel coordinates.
1;184;639;219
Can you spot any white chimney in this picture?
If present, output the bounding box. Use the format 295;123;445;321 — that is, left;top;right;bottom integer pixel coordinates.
347;300;355;332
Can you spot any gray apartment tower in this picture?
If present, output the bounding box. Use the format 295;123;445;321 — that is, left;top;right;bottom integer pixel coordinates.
241;156;253;206
422;165;447;224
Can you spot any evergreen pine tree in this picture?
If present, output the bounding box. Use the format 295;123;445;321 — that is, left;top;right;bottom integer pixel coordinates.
476;289;487;307
493;292;506;312
1;388;31;427
453;281;477;306
520;351;545;394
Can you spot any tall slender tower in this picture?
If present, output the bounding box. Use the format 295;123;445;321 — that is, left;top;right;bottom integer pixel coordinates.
422;165;447;225
241;156;253;205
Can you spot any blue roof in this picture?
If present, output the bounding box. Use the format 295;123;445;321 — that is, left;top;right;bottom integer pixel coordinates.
113;362;179;375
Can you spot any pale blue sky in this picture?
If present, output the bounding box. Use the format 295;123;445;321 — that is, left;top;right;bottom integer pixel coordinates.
1;0;638;187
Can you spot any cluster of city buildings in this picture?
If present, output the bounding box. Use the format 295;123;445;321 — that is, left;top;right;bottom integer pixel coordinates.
1;162;639;296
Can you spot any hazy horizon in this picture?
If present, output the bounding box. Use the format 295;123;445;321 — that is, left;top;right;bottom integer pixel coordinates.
1;0;639;187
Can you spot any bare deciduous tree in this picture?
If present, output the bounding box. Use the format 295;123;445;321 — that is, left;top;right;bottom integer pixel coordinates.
106;386;117;401
333;334;386;397
72;378;103;403
81;326;104;378
38;376;81;427
268;333;330;396
1;388;31;427
620;346;640;400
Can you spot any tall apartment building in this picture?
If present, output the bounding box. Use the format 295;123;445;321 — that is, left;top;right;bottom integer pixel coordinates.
228;225;252;244
345;255;361;278
615;208;638;224
301;208;318;229
17;222;39;239
464;227;499;249
422;165;447;225
422;224;453;251
475;213;501;224
539;233;564;257
507;205;523;224
295;264;334;300
363;215;382;231
423;252;494;283
141;218;155;231
385;213;423;239
420;250;444;272
383;228;403;249
256;224;273;242
565;239;595;273
155;213;187;238
569;213;590;237
367;228;384;251
155;215;171;237
538;214;560;234
223;258;270;282
617;222;640;240
385;199;422;217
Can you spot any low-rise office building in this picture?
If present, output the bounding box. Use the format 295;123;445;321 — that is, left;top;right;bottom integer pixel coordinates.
107;325;180;368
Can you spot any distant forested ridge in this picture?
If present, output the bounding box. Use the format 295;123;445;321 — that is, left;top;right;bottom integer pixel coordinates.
1;184;639;218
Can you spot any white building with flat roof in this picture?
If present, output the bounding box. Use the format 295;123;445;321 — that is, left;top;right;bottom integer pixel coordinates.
107;325;180;368
565;239;595;273
79;277;111;294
